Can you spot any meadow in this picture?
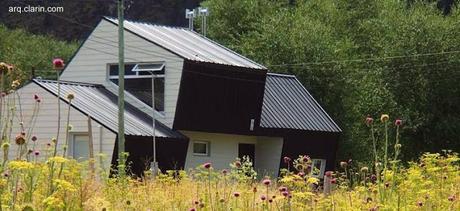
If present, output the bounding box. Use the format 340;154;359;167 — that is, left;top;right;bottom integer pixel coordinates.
0;62;459;211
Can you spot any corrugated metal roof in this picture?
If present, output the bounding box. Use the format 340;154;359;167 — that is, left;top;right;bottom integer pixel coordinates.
33;79;185;138
104;17;266;70
260;73;341;133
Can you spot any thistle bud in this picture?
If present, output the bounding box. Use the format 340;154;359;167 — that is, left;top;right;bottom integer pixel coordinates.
380;114;389;123
365;116;373;126
15;134;26;145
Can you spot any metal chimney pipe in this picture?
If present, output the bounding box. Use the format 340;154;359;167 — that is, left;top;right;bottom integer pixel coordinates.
198;7;209;36
185;9;196;31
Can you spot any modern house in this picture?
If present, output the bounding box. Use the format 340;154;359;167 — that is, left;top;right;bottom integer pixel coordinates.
6;17;341;177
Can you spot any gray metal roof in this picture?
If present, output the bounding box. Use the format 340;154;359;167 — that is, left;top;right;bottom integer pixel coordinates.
260;73;341;133
33;79;185;138
104;17;265;70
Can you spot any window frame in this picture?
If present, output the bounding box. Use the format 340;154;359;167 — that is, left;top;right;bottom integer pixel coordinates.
108;62;165;80
192;140;210;156
107;62;166;113
311;158;327;178
68;132;90;161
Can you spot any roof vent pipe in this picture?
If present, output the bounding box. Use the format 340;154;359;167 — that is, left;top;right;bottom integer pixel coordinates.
197;7;209;36
185;9;196;31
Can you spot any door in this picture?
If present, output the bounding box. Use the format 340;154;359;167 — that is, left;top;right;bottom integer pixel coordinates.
238;143;255;167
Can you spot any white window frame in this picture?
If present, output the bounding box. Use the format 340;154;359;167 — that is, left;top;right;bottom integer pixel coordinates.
108;62;165;80
311;159;327;178
107;62;166;114
193;141;210;156
68;133;90;161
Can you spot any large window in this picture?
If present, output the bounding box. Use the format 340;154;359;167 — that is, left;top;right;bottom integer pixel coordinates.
70;134;90;161
108;62;165;112
193;141;210;156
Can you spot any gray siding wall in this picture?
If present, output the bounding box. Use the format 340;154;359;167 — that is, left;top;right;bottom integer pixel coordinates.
60;20;184;127
255;136;283;177
181;130;283;177
1;83;117;168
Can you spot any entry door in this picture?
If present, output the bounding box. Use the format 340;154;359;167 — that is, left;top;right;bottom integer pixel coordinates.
238;143;255;166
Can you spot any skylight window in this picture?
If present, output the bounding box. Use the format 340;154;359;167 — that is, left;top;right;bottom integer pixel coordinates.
108;62;165;112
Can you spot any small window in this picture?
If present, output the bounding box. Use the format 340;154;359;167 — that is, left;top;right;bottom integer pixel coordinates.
70;134;90;161
193;141;209;156
311;159;326;178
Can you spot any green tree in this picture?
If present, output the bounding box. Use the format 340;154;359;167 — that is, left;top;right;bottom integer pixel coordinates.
0;25;78;82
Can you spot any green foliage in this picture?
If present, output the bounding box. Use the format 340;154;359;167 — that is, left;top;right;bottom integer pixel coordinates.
0;24;79;82
203;0;460;162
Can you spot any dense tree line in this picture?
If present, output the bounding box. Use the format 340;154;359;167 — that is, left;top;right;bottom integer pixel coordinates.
201;0;460;163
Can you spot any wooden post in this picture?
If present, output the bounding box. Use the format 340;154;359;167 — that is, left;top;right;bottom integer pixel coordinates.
323;176;331;195
87;115;95;178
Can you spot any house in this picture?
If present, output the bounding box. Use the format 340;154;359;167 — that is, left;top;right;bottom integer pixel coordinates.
4;17;341;177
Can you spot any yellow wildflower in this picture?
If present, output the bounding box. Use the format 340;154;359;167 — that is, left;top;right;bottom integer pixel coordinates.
0;178;6;188
307;177;319;185
8;160;34;170
48;156;68;164
43;196;64;209
54;179;77;192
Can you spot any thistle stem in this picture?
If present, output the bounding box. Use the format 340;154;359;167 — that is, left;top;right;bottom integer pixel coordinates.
383;121;389;171
53;71;61;157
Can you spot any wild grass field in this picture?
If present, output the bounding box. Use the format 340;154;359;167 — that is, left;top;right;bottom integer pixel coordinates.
0;61;459;211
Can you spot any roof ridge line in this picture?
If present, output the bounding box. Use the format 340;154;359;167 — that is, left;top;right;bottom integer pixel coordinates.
103;16;188;30
267;72;296;78
32;78;103;87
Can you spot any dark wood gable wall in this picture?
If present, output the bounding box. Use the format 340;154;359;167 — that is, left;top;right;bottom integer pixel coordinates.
173;60;267;135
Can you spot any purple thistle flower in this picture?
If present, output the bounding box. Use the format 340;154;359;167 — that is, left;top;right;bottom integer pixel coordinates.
282;191;289;197
233;192;240;197
278;186;288;192
203;162;211;169
283;156;291;164
262;179;271;186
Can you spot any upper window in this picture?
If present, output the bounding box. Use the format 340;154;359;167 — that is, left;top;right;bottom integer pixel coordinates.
193;141;210;156
108;62;165;112
311;159;326;178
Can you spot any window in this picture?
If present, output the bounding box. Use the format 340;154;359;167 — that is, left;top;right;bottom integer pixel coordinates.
108;62;165;112
311;159;326;178
70;134;90;161
193;141;209;156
